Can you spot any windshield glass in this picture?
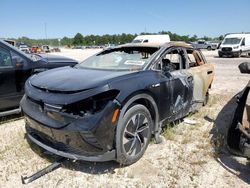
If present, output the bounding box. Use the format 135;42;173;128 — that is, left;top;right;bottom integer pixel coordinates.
76;47;158;71
222;37;242;45
0;40;32;60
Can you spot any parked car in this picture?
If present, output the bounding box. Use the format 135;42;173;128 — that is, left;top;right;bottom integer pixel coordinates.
227;62;250;157
21;42;214;165
31;46;42;53
41;45;50;53
19;44;31;54
132;34;170;44
218;33;250;57
51;47;61;52
0;40;78;116
191;40;217;50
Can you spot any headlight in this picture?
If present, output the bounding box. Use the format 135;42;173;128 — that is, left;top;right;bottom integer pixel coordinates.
63;90;120;117
233;46;239;49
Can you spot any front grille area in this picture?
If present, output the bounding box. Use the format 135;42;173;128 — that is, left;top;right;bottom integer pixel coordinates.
27;125;103;156
27;96;43;108
222;47;232;52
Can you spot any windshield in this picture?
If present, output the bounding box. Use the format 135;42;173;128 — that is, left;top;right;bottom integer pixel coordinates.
76;47;158;71
222;37;242;45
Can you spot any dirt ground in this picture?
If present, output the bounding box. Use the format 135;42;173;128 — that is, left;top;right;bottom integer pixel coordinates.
0;49;250;188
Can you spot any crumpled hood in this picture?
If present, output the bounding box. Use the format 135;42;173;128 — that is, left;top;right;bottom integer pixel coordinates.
30;66;134;92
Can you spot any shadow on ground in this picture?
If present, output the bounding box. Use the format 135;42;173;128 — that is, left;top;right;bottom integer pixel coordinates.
207;93;250;184
0;114;23;125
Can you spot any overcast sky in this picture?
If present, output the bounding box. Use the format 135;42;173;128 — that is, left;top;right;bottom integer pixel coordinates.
1;0;250;39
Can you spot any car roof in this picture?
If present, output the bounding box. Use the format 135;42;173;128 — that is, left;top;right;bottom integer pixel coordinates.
117;41;193;49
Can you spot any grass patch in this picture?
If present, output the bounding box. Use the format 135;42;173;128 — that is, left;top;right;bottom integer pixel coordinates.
162;123;176;141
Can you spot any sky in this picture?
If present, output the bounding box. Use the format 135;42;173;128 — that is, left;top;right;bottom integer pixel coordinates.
0;0;250;39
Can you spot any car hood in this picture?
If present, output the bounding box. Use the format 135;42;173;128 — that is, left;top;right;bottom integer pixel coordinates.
30;66;135;92
220;44;239;48
39;54;78;63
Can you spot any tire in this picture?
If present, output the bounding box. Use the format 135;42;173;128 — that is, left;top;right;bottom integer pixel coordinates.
218;52;223;57
207;46;212;51
234;51;242;58
116;104;152;165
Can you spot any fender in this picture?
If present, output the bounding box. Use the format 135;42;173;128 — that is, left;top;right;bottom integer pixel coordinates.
116;92;160;137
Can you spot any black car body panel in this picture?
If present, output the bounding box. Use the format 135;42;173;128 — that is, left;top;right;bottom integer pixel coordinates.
0;40;78;113
227;62;250;157
30;66;133;92
21;42;214;162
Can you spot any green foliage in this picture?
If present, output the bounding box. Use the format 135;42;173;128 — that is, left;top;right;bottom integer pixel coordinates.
73;33;84;45
61;37;72;46
10;31;223;47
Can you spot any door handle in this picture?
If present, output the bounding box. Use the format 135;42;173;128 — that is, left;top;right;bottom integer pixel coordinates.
207;70;213;75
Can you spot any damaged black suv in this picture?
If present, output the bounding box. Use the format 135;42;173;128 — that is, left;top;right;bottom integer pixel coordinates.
21;42;214;165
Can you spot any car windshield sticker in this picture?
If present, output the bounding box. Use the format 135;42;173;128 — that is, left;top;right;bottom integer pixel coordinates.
124;60;145;66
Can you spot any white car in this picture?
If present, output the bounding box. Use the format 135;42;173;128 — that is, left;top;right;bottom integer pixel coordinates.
19;45;30;54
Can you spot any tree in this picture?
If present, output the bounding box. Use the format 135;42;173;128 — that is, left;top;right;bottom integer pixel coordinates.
61;37;72;46
73;33;84;45
218;35;224;41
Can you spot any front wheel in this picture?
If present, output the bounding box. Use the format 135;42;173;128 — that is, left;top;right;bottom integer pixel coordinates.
116;104;152;165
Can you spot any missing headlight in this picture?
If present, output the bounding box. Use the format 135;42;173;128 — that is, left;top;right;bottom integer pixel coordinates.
63;90;120;117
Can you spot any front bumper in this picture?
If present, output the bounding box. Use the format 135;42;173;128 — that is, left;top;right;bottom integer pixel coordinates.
218;50;240;56
21;95;120;162
26;131;116;161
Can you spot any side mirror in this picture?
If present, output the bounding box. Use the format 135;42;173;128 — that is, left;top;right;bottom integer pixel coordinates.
238;62;250;74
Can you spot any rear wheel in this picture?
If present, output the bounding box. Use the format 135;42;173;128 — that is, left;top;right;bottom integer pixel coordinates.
116;104;152;165
207;46;212;51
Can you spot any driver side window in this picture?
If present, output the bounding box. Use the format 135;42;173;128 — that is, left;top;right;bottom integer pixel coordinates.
0;48;12;67
152;48;185;73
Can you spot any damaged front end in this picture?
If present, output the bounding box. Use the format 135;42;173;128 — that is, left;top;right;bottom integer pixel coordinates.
227;62;250;158
21;81;121;162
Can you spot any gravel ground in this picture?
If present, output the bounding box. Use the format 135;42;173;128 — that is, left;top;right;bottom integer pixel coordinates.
0;49;250;188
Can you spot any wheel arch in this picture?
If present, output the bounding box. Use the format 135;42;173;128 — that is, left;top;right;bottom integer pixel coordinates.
117;91;160;135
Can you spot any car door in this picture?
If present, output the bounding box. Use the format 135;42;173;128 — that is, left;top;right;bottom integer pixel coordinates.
152;47;193;121
0;47;17;111
184;48;214;107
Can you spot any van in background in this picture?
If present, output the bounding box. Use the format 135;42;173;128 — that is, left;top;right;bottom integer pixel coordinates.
132;34;170;44
218;33;250;57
